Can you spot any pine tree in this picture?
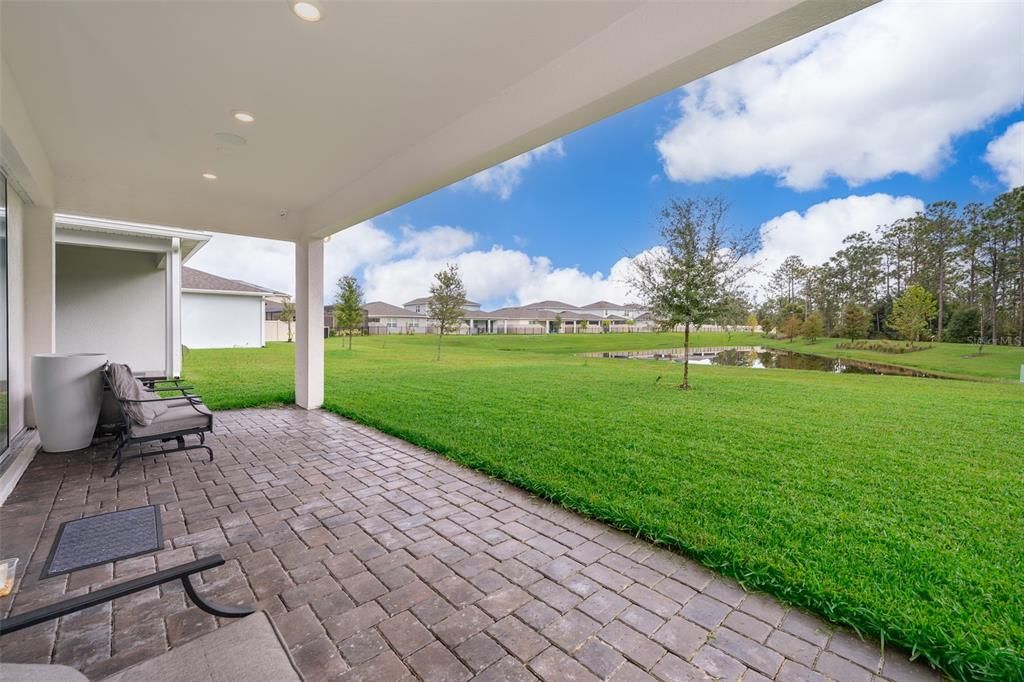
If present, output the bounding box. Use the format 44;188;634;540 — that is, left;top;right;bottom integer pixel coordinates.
781;314;801;342
839;304;870;342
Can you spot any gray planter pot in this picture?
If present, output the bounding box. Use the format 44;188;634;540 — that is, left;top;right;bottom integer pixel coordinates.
30;353;107;452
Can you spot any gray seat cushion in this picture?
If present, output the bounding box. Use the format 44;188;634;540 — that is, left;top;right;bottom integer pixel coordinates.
0;664;89;681
131;402;212;438
100;612;302;682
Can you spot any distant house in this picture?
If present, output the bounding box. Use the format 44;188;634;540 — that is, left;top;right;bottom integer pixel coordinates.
348;295;654;335
403;296;481;315
181;267;279;348
363;301;428;334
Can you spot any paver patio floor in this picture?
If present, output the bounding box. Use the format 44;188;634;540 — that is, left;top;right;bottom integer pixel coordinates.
0;408;939;681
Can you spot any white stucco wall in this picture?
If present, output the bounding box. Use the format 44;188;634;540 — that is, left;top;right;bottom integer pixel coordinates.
182;292;263;349
55;244;167;372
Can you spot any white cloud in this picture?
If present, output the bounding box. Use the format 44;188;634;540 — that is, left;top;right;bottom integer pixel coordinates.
187;220;395;295
396;225;476;259
657;1;1024;190
362;246;641;308
985;121;1024;189
745;193;924;292
186;220;638;308
186;233;295;294
463;140;565;199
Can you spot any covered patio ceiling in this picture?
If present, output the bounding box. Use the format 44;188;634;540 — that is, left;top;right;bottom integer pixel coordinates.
1;0;873;241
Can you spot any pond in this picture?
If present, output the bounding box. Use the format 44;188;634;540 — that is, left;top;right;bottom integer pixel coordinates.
585;346;946;378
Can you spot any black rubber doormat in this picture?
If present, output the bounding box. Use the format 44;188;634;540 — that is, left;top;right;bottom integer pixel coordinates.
42;505;163;578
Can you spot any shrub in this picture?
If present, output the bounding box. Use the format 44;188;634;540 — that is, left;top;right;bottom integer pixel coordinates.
835;340;927;354
943;306;983;343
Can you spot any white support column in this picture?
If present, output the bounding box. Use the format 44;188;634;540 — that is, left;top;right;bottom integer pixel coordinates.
23;206;56;426
166;238;183;377
295;238;324;410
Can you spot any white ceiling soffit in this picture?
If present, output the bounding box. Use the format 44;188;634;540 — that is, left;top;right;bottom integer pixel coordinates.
1;1;874;242
55;213;211;261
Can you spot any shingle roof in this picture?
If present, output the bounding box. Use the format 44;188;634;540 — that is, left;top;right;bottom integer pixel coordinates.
482;307;604;321
403;296;480;307
581;300;620;309
520;300;576;310
182;267;276;294
363;301;426;318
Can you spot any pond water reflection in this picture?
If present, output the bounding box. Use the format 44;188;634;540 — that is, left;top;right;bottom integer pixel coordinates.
585;346;943;378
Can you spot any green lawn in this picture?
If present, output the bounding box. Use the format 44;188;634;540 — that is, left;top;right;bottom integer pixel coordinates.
760;335;1024;382
184;334;1024;680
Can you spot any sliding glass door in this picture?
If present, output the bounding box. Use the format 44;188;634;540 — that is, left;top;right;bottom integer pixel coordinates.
0;171;8;458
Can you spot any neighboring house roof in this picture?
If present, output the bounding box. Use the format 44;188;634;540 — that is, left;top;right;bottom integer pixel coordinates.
581;300;620;310
403;296;480;307
481;307;604;322
520;300;576;310
363;301;427;318
182;267;276;295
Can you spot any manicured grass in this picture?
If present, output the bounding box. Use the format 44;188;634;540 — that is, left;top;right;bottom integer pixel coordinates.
184;334;1024;680
761;335;1024;382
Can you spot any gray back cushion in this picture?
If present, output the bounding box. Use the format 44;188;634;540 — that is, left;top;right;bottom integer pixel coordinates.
107;363;168;426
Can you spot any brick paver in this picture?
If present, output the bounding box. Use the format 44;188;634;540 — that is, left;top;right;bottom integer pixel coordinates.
0;407;940;681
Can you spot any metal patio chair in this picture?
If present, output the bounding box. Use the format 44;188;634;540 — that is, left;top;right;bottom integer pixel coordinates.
103;362;214;475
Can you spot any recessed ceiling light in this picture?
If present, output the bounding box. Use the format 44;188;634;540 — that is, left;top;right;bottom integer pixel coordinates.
202;172;218;180
233;111;255;123
290;0;321;22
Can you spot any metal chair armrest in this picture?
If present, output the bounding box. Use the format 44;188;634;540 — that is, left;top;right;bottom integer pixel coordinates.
122;395;203;403
0;555;252;635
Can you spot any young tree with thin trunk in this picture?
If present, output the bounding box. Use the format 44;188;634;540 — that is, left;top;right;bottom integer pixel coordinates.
888;284;936;347
629;197;757;389
428;264;467;361
839;304;870;343
782;314;801;342
801;312;823;343
280;301;295;343
333;276;364;350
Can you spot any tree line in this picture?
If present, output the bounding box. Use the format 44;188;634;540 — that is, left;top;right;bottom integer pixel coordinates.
756;188;1024;347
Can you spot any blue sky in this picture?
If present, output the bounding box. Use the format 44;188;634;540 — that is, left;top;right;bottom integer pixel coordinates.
191;0;1024;309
